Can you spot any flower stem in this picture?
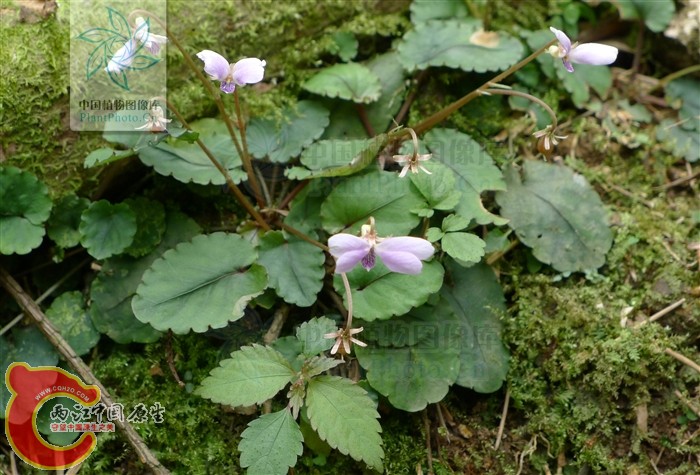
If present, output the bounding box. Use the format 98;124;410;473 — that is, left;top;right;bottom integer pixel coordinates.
233;88;265;206
655;64;700;91
480;88;558;130
340;272;353;329
411;39;557;135
164;99;270;231
127;9;265;208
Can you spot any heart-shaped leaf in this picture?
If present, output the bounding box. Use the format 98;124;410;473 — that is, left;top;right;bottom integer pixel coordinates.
424;128;507;225
258;231;325;307
321;169;427;235
398;20;524;73
303;63;381;104
132;232;268;333
247;101;330;163
336;260;444;321
46;292;100;356
0;167;52;255
496;161;613;273
138;118;247;185
79;200;137;259
90;211;200;343
46;194;90;249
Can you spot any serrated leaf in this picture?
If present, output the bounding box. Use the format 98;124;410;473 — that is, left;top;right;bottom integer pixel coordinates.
132;232;268;333
197;345;294;406
441;262;509;392
442;214;470;232
89;211;199;343
122;198;166;258
398;20;524;73
356;307;461;411
330;31;358;61
321;169;427;235
138;118;246;185
46;194;90;248
441;232;485;264
426;227;444;242
306;376;383;471
239;409;303;475
46;292;100;356
0;167;52;255
296;317;338;357
79;200;137;259
496;161;613;273
424;129;507;225
615;0;675;32
336;260;444;321
258;231;324;307
247;101;330;163
303;63;381;104
305;356;344;378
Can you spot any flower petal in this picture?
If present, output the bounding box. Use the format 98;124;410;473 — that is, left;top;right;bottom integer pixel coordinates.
376;250;424;274
569;43;618;66
376;237;434;274
376;237;434;260
328;233;371;273
196;50;230;81
549;27;571;53
562;59;574;73
232;58;266;85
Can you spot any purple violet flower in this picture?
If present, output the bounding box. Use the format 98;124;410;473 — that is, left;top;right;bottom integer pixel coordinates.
196;50;266;94
328;218;434;275
549;27;618;73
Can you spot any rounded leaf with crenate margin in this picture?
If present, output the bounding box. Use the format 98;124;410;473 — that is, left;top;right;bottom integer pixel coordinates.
303;62;381;104
79;200;137;259
132;232;268;333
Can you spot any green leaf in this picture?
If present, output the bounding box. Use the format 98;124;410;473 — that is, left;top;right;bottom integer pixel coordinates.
410;0;469;23
356;306;461;411
424;129;507;225
441;262;509;392
409;160;461;211
46;194;90;248
89;211;199;343
329;31;358;62
247;101;330;163
303;63;382;104
496;161;613;273
442;214;470;232
398;20;524;73
286;134;390;180
322;52;408;139
556;63;613;108
321;169;427;235
0;167;52;255
336;260;444;321
615;0;675;32
132;232;268;333
1;327;59;414
239;409;304;475
122;198;166;258
305;355;344;378
296;317;338;357
138;118;247;185
441;232;486;265
657;118;700;163
306;376;384;471
46;291;100;356
79;200;137;259
426;227;444;242
84;147;135;168
197;345;295;406
666;78;700;125
258;231;325;307
283;180;327;238
103;111;146;148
